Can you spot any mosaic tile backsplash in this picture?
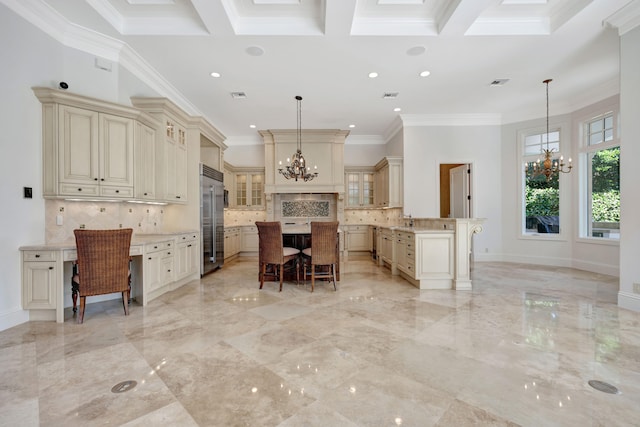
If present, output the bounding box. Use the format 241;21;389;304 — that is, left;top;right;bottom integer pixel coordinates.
282;200;330;218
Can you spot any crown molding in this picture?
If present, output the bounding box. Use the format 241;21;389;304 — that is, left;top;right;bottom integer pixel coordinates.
345;135;386;145
1;0;208;124
604;0;640;36
400;113;502;127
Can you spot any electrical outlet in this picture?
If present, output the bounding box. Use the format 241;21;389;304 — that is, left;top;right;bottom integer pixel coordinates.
79;224;86;229
23;187;32;199
633;283;640;294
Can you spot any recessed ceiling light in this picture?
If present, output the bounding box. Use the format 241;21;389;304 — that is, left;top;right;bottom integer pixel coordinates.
419;70;431;77
394;107;401;112
368;72;378;78
407;46;426;56
249;124;256;129
210;72;221;78
349;124;356;128
246;46;264;56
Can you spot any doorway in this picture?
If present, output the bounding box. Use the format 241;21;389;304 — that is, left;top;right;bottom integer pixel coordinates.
439;163;472;218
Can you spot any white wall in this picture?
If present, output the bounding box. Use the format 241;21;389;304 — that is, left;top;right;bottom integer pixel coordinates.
344;143;386;166
619;25;640;311
401;124;503;258
0;5;162;331
223;144;264;167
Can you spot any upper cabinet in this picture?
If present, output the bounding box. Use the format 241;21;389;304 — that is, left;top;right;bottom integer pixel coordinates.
225;162;264;209
345;167;375;208
57;105;134;198
34;88;156;201
162;114;188;203
375;156;403;208
134;121;156;200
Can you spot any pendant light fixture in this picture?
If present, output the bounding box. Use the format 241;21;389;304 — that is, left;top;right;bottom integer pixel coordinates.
278;95;318;182
527;79;572;181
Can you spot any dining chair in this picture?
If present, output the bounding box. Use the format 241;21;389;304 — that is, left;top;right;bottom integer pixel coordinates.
302;221;339;292
256;221;300;292
73;228;133;323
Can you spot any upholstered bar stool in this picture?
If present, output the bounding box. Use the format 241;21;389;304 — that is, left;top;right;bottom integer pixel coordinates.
302;221;339;292
256;221;300;292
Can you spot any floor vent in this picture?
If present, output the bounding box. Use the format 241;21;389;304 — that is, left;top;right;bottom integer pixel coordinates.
588;380;620;394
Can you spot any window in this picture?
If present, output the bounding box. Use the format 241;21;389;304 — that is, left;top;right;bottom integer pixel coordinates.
522;130;561;235
581;113;619;239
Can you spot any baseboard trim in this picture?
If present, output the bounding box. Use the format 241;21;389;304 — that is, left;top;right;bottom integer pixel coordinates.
0;307;29;332
618;291;640;312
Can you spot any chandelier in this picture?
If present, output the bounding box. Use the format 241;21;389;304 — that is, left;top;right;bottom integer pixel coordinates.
527;79;572;181
278;95;318;182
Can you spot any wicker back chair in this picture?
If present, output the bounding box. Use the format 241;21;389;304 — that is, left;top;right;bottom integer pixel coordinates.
256;221;300;291
73;228;133;323
302;221;339;292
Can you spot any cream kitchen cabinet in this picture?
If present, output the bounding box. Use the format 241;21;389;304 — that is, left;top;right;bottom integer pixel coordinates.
130;97;191;204
34;88;162;202
241;226;259;252
144;240;174;294
224;227;241;259
55;105;134;198
176;232;199;280
375;157;403;208
163;116;188;203
378;227;394;268
134;121;156;200
345;168;375;208
21;250;58;311
344;225;370;253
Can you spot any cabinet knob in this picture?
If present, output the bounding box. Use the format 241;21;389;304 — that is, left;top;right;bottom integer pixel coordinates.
187;244;192;247
49;266;54;270
101;178;105;181
35;254;40;258
144;192;148;196
94;178;98;181
176;196;181;199
115;190;120;193
78;188;82;192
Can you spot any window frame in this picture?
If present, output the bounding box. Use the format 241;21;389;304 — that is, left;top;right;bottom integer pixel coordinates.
517;122;571;241
577;109;620;243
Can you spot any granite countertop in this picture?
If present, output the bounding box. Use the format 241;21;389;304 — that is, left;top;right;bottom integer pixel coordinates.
19;230;198;251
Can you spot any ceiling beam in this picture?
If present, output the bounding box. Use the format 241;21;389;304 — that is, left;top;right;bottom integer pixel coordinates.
438;0;497;36
324;0;357;36
191;0;236;36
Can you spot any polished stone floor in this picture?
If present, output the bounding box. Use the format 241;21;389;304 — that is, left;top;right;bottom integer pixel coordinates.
1;257;639;426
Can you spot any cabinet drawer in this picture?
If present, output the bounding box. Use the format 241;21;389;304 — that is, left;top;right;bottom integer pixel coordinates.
101;186;134;198
59;184;99;197
145;240;173;253
63;250;77;261
23;251;58;262
177;233;198;243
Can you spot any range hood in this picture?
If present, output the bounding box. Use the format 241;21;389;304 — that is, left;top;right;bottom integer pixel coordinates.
261;129;349;195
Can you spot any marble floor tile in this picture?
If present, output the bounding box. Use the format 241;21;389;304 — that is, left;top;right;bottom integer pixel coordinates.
1;258;638;426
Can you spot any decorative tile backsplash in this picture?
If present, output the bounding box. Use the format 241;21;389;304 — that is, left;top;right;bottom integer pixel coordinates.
45;200;165;243
282;200;330;218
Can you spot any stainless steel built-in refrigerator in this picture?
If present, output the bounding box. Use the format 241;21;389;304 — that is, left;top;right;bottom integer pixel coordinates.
200;164;224;275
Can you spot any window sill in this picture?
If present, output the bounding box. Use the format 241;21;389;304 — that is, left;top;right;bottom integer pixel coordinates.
576;237;619;246
518;233;568;242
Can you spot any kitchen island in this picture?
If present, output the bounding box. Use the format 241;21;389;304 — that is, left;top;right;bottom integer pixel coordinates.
377;218;484;290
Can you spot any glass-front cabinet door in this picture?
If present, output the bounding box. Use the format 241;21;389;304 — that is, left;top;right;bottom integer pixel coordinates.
345;168;375;207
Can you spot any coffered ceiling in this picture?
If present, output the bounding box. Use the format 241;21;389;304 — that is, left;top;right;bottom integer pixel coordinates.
4;0;639;144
